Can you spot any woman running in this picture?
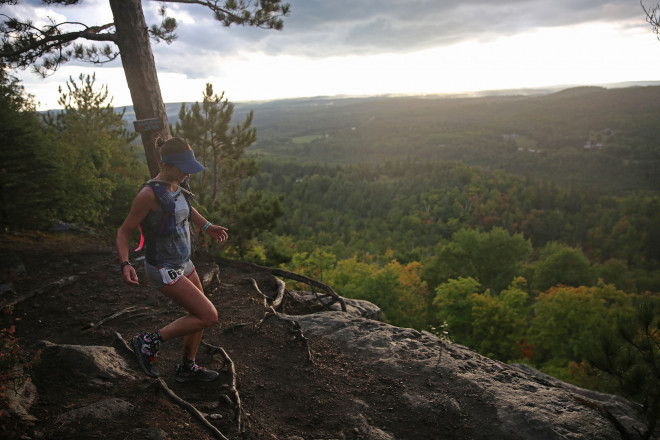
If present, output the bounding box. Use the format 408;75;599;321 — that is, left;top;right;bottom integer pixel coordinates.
116;137;228;382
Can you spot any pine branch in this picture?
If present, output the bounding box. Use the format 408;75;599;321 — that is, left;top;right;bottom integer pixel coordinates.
1;14;117;74
154;0;289;29
1;16;116;57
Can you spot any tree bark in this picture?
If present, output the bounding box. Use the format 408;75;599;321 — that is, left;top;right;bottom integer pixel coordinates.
109;0;170;178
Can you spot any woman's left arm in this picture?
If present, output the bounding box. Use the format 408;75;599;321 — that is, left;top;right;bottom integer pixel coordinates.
191;207;229;243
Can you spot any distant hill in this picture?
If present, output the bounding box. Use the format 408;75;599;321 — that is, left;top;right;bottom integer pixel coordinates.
115;84;660;194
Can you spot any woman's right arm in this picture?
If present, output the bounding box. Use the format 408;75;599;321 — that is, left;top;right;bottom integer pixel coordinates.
116;188;155;285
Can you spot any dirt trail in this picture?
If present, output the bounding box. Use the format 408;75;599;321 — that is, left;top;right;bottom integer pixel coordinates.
0;231;412;440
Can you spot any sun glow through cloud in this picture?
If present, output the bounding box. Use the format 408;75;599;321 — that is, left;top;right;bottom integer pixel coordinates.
173;21;660;103
15;15;660;110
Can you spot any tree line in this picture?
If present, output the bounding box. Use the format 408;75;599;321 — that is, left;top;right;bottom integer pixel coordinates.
249;159;660;291
246;87;660;194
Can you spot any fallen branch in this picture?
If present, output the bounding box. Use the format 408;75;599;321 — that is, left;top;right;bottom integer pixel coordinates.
202;341;243;433
157;378;230;440
81;306;152;334
5;275;79;308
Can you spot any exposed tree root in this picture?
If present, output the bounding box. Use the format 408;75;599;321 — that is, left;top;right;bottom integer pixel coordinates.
201;341;243;433
255;311;315;365
157;378;230;440
114;332;231;439
284;316;315;365
270;267;346;311
219;258;347;311
244;277;285;310
271;276;286;309
113;331;133;357
81;306;152;334
246;277;270;309
294;288;347;313
5;275;79;308
199;262;221;288
220;322;252;335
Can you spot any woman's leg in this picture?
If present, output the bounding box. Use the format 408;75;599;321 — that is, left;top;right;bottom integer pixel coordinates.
181;272;206;360
158;272;218;350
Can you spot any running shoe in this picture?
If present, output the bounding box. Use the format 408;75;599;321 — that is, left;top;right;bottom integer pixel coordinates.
175;362;219;383
131;334;160;378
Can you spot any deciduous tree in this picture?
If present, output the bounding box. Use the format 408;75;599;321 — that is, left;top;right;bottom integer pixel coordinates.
531;241;594;291
527;283;630;366
433;277;482;345
423;227;532;293
470;277;530;362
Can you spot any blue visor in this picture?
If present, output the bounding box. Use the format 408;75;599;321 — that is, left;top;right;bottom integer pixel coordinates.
161;150;205;174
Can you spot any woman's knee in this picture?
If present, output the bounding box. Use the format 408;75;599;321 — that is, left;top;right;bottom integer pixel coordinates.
199;306;218;328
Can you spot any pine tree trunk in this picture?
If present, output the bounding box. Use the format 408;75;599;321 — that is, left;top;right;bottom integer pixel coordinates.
109;0;170;178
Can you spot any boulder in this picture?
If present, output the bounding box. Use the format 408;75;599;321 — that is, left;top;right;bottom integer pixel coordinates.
32;341;136;385
1;366;38;423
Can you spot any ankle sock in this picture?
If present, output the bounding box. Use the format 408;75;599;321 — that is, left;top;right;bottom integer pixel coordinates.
141;330;163;355
181;358;196;369
145;330;163;344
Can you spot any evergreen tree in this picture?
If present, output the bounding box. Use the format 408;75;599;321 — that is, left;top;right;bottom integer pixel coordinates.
43;73;144;226
175;84;283;258
0;66;57;228
588;295;660;440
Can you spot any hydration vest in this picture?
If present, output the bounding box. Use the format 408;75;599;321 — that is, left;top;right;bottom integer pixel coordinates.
134;180;193;252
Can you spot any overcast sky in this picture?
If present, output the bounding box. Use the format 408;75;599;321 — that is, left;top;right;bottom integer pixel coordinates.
6;0;660;109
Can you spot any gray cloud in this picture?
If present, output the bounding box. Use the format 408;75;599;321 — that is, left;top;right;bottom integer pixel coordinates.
151;0;645;63
6;0;645;59
5;0;650;81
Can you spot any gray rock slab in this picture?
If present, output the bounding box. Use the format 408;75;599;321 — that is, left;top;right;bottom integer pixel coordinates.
288;311;643;440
